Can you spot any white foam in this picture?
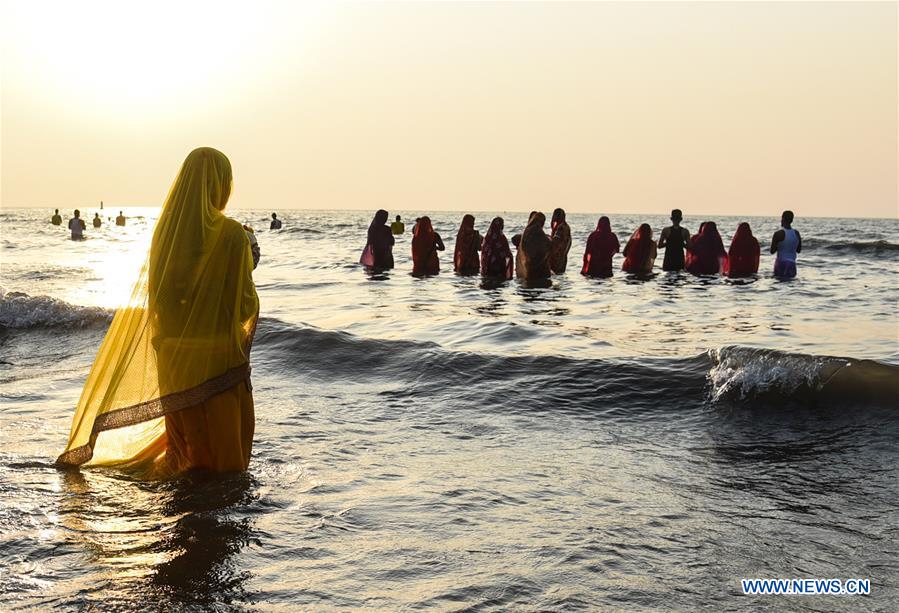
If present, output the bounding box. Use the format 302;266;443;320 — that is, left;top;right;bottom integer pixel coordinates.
0;288;112;329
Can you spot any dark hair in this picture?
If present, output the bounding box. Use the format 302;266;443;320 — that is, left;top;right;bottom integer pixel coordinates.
272;212;277;218
396;215;401;221
671;209;683;221
74;209;80;216
55;209;59;213
551;208;565;224
781;210;794;224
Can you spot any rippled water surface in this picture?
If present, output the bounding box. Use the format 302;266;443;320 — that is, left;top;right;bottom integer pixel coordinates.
1;208;898;610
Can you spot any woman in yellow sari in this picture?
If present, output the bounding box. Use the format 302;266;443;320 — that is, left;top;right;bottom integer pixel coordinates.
56;147;259;477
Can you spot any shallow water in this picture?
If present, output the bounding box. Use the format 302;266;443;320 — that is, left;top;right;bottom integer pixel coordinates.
1;208;898;610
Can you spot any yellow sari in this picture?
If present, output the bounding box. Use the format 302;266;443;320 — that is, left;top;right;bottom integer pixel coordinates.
57;147;259;477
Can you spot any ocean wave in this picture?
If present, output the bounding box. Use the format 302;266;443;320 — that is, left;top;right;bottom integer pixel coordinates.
253;319;898;410
707;345;898;407
804;238;899;254
0;289;112;329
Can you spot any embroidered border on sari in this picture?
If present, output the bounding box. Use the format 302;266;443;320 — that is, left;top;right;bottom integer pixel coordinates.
55;362;252;467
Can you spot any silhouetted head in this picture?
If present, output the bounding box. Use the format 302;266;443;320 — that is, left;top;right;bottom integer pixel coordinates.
54;209;59;214
460;214;475;229
638;223;653;240
781;210;794;227
74;209;80;217
702;221;716;234
119;211;123;215
671;209;683;223
94;213;99;218
272;212;278;219
490;217;504;233
551;208;566;225
597;216;611;233
396;215;401;222
373;209;389;225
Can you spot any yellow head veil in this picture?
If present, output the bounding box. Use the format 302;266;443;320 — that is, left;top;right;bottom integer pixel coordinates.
57;147;259;467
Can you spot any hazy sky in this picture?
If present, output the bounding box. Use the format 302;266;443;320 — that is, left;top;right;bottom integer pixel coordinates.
1;1;896;217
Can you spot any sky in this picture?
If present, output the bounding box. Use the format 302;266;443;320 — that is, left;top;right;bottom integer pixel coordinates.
1;1;896;218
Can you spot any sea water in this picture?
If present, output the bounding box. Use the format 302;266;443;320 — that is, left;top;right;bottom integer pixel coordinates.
1;208;897;610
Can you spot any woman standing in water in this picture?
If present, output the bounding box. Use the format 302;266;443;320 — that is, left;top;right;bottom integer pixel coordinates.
622;223;657;275
57;147;259;476
725;222;760;277
516;212;552;280
686;221;727;275
411;216;445;276
360;209;395;270
480;217;514;279
549;208;572;274
453;214;482;274
582;216;620;277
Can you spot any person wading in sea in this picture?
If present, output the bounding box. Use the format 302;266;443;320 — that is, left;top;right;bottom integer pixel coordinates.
770;210;801;278
657;209;690;271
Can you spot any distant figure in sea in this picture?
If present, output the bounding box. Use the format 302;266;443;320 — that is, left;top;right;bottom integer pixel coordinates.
725;222;760;277
412;216;445;276
51;209;62;225
770;210;801;278
68;210;86;240
391;215;405;235
92;213;102;228
582;216;620;278
244;224;260;269
657;208;690;271
270;212;282;230
116;211;126;226
622;223;657;274
549;208;572;274
360;209;395;270
686;221;727;275
56;146;259;476
453;214;482;274
480;217;513;279
516;212;552;279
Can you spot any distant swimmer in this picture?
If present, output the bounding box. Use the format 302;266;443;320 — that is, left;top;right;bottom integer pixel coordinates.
549;208;572;274
725;222;760;277
68;210;86;240
411;216;445;276
453;214;481;275
516;211;552;280
582;216;620;278
93;213;102;228
686;221;726;275
657;208;691;271
100;200;104;210
391;215;405;235
480;217;513;279
622;223;657;275
244;224;260;269
771;210;801;278
115;211;126;226
270;212;282;230
360;209;395;269
51;209;62;225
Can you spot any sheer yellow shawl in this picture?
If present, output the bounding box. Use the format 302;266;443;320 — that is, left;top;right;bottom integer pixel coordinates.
57;147;259;467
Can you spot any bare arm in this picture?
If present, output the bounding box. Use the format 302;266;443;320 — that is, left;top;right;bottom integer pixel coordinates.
658;227;669;248
770;229;784;254
795;231;802;253
435;234;445;251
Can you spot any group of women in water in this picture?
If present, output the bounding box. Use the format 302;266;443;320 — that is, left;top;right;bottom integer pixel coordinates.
361;207;782;280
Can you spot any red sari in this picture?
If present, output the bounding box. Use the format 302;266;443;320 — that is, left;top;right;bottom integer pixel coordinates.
724;222;760;277
412;216;441;276
453;214;481;274
686;221;727;275
622;224;656;274
582;216;620;277
480;217;513;279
